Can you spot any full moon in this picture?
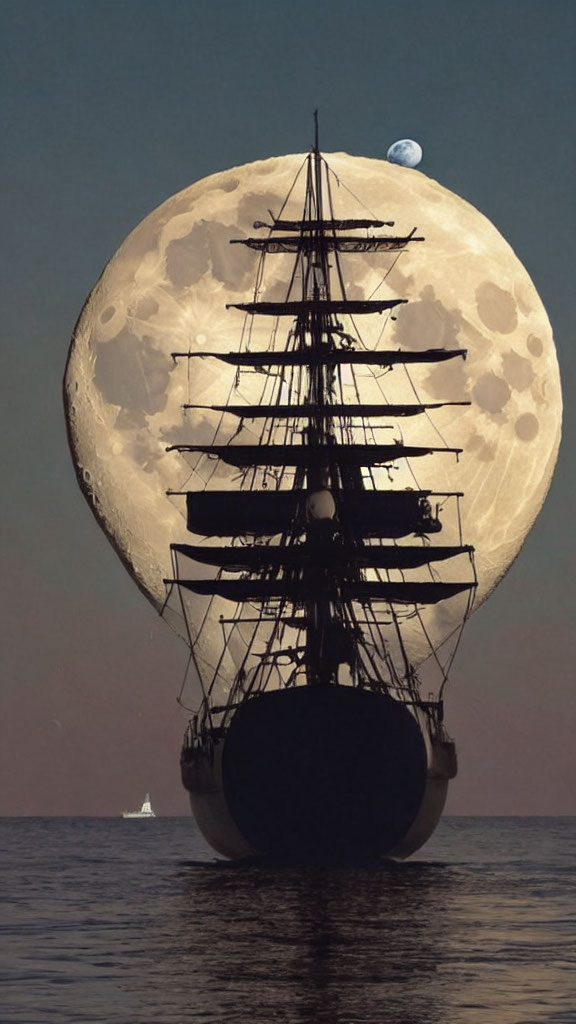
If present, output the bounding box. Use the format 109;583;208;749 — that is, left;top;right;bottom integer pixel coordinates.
387;139;423;168
64;152;561;663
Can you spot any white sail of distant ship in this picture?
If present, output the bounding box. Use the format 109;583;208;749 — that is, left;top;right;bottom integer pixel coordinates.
122;793;156;819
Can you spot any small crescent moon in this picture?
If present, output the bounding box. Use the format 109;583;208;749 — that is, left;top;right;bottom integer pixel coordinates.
387;139;423;168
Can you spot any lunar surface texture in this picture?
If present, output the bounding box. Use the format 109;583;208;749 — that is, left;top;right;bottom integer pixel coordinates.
64;152;561;666
387;139;423;168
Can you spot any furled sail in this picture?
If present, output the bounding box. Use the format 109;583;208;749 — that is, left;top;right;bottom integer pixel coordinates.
182;490;457;538
228;298;406;316
256;217;395;230
172;578;473;605
169;443;463;467
171;348;467;367
232;233;424;254
172;542;474;572
186;402;470;420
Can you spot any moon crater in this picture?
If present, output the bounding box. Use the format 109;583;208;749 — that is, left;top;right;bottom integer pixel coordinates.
393;286;461;351
527;334;544;357
94;333;173;418
501;350;536;392
476;281;518;333
515;413;540;442
166;221;254;290
423;359;469;402
466;433;496;462
472;372;512;414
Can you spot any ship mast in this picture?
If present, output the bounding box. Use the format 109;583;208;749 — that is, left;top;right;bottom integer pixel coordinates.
304;112;339;685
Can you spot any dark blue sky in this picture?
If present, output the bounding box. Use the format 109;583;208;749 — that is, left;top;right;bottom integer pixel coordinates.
1;0;574;815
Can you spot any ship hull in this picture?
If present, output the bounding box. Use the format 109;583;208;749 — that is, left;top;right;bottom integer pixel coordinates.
182;687;456;862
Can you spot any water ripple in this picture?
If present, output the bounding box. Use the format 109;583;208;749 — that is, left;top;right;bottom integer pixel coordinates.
1;817;576;1023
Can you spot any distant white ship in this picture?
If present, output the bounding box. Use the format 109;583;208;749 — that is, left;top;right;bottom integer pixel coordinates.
122;794;156;819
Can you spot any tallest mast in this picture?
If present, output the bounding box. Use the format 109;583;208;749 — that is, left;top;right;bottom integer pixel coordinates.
310;110;330;305
303;114;339;686
313;109;322;219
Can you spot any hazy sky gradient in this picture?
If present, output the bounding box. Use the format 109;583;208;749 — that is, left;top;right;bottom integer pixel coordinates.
1;0;574;815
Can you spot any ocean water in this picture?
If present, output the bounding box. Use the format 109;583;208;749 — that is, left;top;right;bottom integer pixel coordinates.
1;817;575;1024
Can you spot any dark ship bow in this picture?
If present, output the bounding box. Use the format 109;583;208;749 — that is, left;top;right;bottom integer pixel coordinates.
182;685;457;862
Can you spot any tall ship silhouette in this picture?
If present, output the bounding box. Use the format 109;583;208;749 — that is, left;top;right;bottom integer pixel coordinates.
163;120;477;862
